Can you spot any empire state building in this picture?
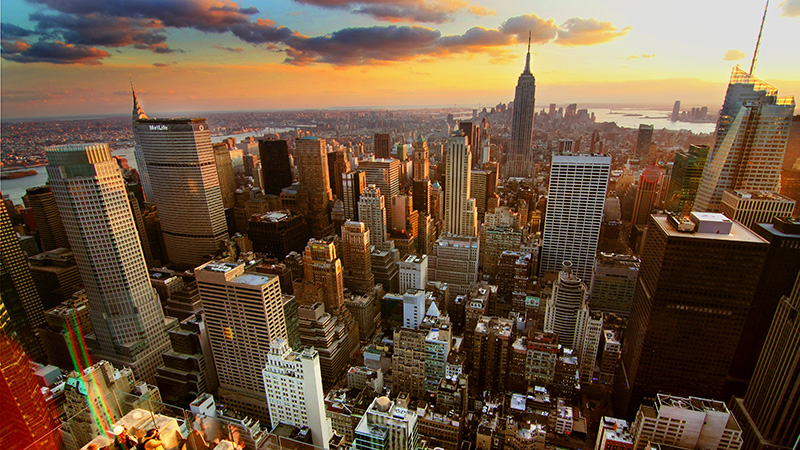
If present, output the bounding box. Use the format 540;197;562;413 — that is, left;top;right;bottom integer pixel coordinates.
507;36;536;179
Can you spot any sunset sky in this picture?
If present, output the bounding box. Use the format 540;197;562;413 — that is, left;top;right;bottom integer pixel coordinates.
1;0;799;119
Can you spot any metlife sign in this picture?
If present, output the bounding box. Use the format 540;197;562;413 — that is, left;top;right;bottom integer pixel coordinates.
138;121;206;133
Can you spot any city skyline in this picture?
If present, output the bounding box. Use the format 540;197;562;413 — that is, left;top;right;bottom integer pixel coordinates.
2;0;799;119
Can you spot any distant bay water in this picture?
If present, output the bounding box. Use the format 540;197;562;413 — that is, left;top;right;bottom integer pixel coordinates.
0;128;288;206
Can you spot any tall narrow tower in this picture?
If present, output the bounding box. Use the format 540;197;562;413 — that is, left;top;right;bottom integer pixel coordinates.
444;134;477;236
132;91;228;267
46;143;171;383
730;273;800;449
413;136;430;181
296;137;335;238
507;34;536;179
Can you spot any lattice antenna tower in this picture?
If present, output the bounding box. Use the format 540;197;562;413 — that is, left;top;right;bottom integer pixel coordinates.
750;0;769;76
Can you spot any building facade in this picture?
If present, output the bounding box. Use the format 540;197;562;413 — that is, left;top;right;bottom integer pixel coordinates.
694;67;795;212
617;213;769;418
263;338;332;448
47;143;170;383
133;111;228;267
195;261;287;422
540;154;611;283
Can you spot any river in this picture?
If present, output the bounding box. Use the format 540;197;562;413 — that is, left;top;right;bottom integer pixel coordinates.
0;129;285;206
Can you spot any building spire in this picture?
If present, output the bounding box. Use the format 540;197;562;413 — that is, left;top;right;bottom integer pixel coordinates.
131;79;148;121
750;0;769;76
523;31;532;74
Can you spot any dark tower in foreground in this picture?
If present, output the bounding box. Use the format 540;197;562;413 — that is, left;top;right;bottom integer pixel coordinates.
507;33;536;179
0;198;46;362
616;212;768;418
730;273;800;450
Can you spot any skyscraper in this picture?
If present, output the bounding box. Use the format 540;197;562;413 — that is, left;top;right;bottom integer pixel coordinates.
694;67;795;212
729;273;800;450
0;198;46;362
507;36;536;179
300;239;360;358
358;185;387;250
540;154;611;283
328;148;351;203
616;213;769;418
719;190;795;229
726;217;800;398
428;233;479;296
263;338;332;448
22;186;69;251
589;253;640;316
665;144;709;213
258;139;294;196
631;166;661;226
295;137;335;238
543;261;590;350
412;136;430;181
354;396;419;450
195;260;287;422
634;124;654;159
374;133;391;159
46;143;170;383
359;158;401;229
671;100;681;122
213;143;237;209
0;333;61;450
342;170;367;221
132;94;228;267
630;394;743;450
444;134;477;236
341;221;375;295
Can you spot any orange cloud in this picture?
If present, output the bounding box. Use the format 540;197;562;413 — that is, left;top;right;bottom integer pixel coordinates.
723;49;745;61
556;18;630;46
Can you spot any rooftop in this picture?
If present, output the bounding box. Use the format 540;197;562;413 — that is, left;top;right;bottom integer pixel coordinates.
727;189;795;202
655;214;768;244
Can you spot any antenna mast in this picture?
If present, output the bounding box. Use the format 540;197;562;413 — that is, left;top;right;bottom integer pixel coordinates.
749;0;769;76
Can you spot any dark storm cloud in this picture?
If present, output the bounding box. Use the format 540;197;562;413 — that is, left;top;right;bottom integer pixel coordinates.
1;40;110;64
284;25;441;65
2;23;37;38
282;13;617;65
29;12;177;52
294;0;493;24
2;0;627;66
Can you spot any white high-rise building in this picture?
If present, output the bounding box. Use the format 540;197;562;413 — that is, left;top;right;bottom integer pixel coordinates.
358;185;387;250
578;313;603;384
631;394;743;450
544;261;589;350
444;134;477;236
263;338;332;448
402;289;427;329
46;143;170;384
354;396;418;450
398;254;428;293
196;261;287;423
540;154;611;282
133;94;228;267
694;67;795;212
